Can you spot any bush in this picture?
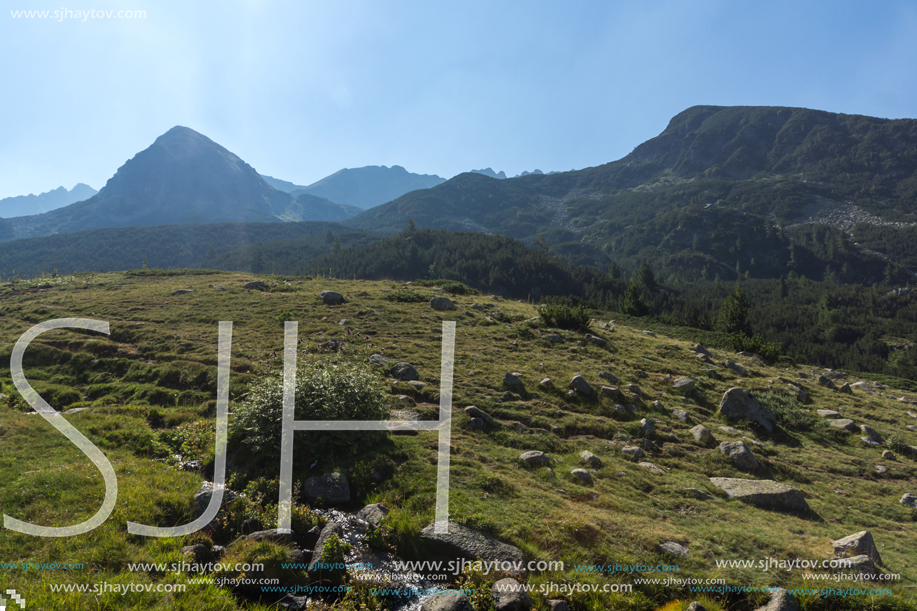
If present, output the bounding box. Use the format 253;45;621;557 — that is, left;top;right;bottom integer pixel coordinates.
538;303;590;330
757;390;818;431
728;333;781;363
230;360;389;467
385;290;427;303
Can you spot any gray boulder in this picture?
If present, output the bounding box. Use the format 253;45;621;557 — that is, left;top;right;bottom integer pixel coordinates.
753;588;799;611
832;531;882;566
421;592;476;611
673;377;695;393
672;409;689;423
639;418;655;438
657;541;689;558
504;372;525;391
430;297;455;311
319;290;344;305
571;469;593;484
843;554;878;576
719;441;760;470
492;577;532;611
392;362;420;381
309;521;344;566
839;382;853;395
817;410;840;418
539;378;554;389
621;446;645;461
568;375;594;395
709;478;809;512
828;419;857;433
244;281;267;290
818;375;837;390
419;521;525;565
303;472;350;505
464;406;494;425
356;503;390;529
901;493;917;508
598;371;620;384
600;386;625;402
725;360;746;376
519;451;554;467
690;425;716;446
579;450;602;469
860;425;883;443
718;388;778;432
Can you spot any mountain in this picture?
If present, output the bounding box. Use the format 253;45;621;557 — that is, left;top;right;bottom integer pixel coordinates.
259;175;308;193
0;183;97;218
5;127;361;241
291;165;445;209
469;167;506;179
347;105;917;281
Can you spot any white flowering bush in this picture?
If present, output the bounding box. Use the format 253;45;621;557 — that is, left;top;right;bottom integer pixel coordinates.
230;361;388;467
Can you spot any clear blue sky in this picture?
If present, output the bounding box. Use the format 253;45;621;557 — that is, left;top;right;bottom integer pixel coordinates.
1;0;916;198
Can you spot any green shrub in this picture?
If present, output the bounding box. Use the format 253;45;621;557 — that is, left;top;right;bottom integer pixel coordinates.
538;303;590;330
757;390;817;431
385;290;427;303
321;533;352;564
727;333;781;363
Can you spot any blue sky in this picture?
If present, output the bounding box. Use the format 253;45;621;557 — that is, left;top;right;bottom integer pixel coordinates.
1;0;916;198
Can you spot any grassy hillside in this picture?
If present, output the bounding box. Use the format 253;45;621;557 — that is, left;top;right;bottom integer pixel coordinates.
0;270;915;610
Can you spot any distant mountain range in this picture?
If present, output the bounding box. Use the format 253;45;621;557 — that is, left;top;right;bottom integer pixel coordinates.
5;127;360;240
0;183;97;218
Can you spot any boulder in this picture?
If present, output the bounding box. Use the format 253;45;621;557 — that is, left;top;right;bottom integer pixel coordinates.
546;601;570;611
657;541;689;558
621;446;645;461
639;418;655;438
579;450;602;469
839;382;853;395
244;281;267;290
193;482;240;519
303;472;350;505
828;419;857;433
464;406;494;425
718;388;778;432
571;469;593;484
584;334;607;347
430;297;455;311
817;375;837;390
492;577;532;611
843;554;878;576
598;371;620;384
639;462;665;475
392;362;420;381
421;592;476;611
504;372;525;391
901;493;917;508
356;504;390;529
539;378;554;390
690;425;716;446
309;521;344;567
882;450;895;460
568;375;594;395
600;386;625;402
832;531;883;566
719;441;760;470
725;360;746;376
519;451;554;467
673;377;695;393
817;410;840;418
245;529;294;545
694;344;712;357
672;409;689;423
419;521;525;566
319;290;344;305
860;425;883;443
709;478;809;512
753;588;799;611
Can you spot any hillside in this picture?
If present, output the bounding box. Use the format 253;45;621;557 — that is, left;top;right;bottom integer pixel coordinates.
0;183;97;218
346;106;917;281
5;127;360;240
293;165;446;210
0;271;915;610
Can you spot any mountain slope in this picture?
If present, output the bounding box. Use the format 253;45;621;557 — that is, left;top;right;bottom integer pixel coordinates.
6;127;360;240
0;183;97;218
294;165;446;209
347;105;917;280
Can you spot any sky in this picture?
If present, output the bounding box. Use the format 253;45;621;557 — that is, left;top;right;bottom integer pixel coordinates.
1;0;916;198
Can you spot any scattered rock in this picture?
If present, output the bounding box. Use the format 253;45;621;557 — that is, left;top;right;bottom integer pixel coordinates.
421;592;475;611
785;385;810;403
545;334;564;343
690;425;716;446
419;521;525;566
584;334;607;347
828;419;857;433
672;377;695;393
492;577;532;611
882;450;896;460
818;375;837;390
875;465;888;475
539;378;554;390
369;354;390;365
694;344;712;357
392;362;420;381
356;503;390;529
579;450;602;469
753;588;799;611
519;451;554;467
598;371;620;384
639;418;655;438
686;603;708;611
464;406;494;425
657;541;689;558
504;372;525;392
672;409;689;423
193;482;240;519
718;425;743;435
319;290;344;305
860;425;883;443
302;472;350;505
600;386;625;402
842;554;878;576
172;289;193;295
245;529;294;545
725;360;746;376
568;375;594;395
719;441;760;470
244;281;267;290
839;382;853;395
621;446;645;461
430;297;455;311
718;388;778;432
545;601;570;611
832;531;883;566
571;469;593;484
182;544;210;562
642;330;655;337
709;478;809;512
901;493;917;508
638;462;665;475
817;410;841;418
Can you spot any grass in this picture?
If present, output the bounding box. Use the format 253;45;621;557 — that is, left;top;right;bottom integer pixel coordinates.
0;271;915;609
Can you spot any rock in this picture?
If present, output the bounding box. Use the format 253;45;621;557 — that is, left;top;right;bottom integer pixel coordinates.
690;425;716;446
172;289;193;295
823;369;847;380
843;554;878;576
419;521;526;566
546;601;570;611
571;469;593;484
369;354;390;365
875;465;888;475
182;544;210;562
464;406;494;425
600;386;625;402
568;375;594;395
539;377;554;390
817;410;840;418
639;418;655;439
302;472;350;505
642;330;655;337
639;462;665;474
245;529;294;545
492;577;532;611
718;425;743;435
356;503;389;529
686;603;708;611
545;334;564;343
718;388;778;432
319;290;344;305
409;380;428;390
694;344;712;357
657;541;689;558
421;591;476;611
725;360;746;376
579;450;602;468
839;382;853;395
785;385;810;403
504;372;525;391
469;418;486;430
621;446;645;461
860;425;883;443
709;478;809;512
672;409;689;423
753;588;799;611
308;521;344;567
612;404;630;418
244;281;267;290
882;450;895;460
519;451;554;467
396;395;416;406
817;375;837;390
392;362;420;381
241;518;263;534
598;371;620;384
193;482;240;519
430;297;455;311
901;493;917;508
584;334;607;347
829;419;857;433
832;531;883;566
719;441;760;470
672;377;695;393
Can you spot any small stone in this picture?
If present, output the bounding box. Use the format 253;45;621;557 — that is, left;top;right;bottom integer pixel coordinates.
598;371;620;384
817;410;841;418
719;441;760;470
690;425;716;446
639;418;655;438
672;377;695;393
492;577;532;611
519;451;554;467
571;469;593;484
657;541;689;558
430;297;455;311
860;425;883;443
464;406;494;425
882;450;895;460
839;382;853;395
546;601;570;611
638;461;665;474
725;360;746;376
579;450;602;469
568;374;594;395
829;419;857;433
672;409;689;422
818;375;837;390
901;493;917;508
621;446;645;461
504;372;525;391
539;377;554;389
875;465;888;475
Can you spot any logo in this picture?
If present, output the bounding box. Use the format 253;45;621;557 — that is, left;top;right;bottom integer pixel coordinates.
0;589;26;610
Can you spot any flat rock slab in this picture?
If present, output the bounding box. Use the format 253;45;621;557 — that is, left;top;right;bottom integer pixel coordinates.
419;521;525;566
709;478;809;512
718;388;777;432
817;410;841;418
639;461;665;475
657;540;689;557
421;592;476;611
832;530;882;566
829;419;857;433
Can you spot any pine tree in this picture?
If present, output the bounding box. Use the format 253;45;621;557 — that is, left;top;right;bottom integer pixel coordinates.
620;284;648;316
634;262;658;292
608;261;622;280
717;285;751;336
